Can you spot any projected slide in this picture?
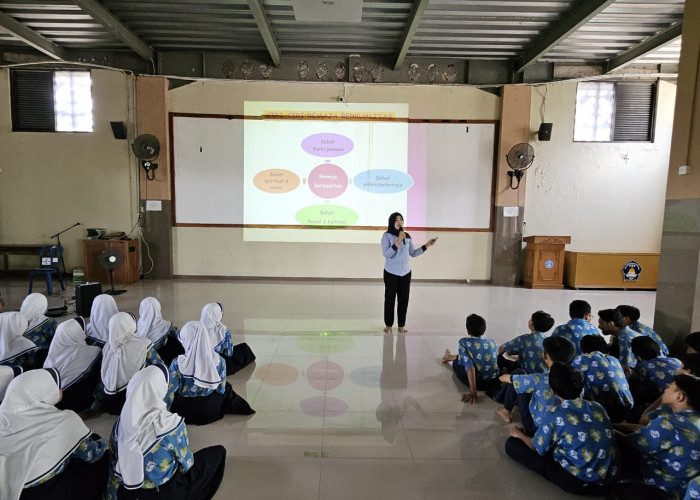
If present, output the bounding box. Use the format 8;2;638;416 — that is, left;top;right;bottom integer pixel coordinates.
243;102;410;228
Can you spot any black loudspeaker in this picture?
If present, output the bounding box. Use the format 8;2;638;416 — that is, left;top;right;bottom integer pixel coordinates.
110;121;127;140
538;123;553;141
76;282;103;317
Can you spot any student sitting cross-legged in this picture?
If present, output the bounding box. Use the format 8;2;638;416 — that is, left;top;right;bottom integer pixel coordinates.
497;310;554;375
136;297;184;366
442;313;499;404
167;321;254;425
0;311;37;370
200;303;256;376
104;364;227;500
571;334;633;423
615;374;700;499
494;336;576;435
617;304;670;357
19;293;58;364
505;363;620;495
551;300;601;356
599;308;643;371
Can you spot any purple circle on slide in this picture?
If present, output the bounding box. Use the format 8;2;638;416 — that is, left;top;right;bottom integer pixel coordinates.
307;360;345;391
300;396;348;417
301;133;354;157
307;164;348;199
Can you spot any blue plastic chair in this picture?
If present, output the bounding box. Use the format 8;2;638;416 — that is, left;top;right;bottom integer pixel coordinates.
28;245;65;295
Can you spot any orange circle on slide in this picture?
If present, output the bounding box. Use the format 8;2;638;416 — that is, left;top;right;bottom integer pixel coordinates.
255;363;299;385
253;169;300;193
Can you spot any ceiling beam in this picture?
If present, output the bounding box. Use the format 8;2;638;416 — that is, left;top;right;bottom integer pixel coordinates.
605;22;682;73
71;0;154;63
246;0;280;67
515;0;616;73
0;10;67;60
393;0;429;71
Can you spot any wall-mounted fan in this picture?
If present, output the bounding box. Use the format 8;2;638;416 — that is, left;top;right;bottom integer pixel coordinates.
132;134;160;181
98;248;126;295
506;143;535;189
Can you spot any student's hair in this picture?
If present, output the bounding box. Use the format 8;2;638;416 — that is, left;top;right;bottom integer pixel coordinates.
543;336;576;363
569;300;591;319
466;314;487;337
631;336;661;361
674;374;700;410
685;332;700;352
548;362;584;400
598;309;624;327
531;310;555;333
580;334;608;355
616;305;641;322
679;353;700;377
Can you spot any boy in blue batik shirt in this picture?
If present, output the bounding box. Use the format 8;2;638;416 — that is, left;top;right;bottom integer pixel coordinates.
498;310;554;375
494;336;576;435
685;477;700;500
551;300;601;356
616;374;700;499
505;363;620;495
599;308;643;371
572;334;633;423
442;313;499;404
618;304;670;357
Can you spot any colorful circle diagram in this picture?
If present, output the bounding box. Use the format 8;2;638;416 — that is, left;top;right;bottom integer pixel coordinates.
307;163;348;199
301;133;354;157
253;169;300;193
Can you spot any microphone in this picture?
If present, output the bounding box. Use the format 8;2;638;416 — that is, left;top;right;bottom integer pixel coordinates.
399;227;405;245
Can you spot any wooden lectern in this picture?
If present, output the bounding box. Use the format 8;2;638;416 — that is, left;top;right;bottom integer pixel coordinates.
82;239;140;285
522;236;571;289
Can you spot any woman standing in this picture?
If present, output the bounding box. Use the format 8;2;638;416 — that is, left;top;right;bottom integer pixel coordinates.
381;212;437;333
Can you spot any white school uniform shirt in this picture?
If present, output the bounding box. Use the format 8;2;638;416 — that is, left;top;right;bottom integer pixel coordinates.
44;319;101;389
0;369;91;500
101;312;153;394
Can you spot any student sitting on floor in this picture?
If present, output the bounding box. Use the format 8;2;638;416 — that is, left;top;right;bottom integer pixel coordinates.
505;362;619;495
200;302;256;375
615;374;700;499
571;334;633;423
497;310;554;375
20;293;57;361
629;336;682;421
617;304;670;357
0;368;109;500
137;297;184;366
94;312;163;415
686;332;700;354
685;476;700;500
599;308;643;371
167;321;254;425
43;317;102;413
104;365;227;500
494;336;576;435
442;313;499;404
0;364;22;402
551;300;601;356
86;294;119;347
0;311;38;370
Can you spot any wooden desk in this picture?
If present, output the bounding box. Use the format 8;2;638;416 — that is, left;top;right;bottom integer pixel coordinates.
564;252;659;289
0;244;45;273
82;239;140;285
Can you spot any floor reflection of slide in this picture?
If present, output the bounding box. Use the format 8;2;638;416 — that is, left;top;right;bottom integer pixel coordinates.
376;333;420;443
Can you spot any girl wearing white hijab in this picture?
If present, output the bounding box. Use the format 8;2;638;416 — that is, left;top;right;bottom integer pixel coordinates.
0;365;22;402
86;294;119;347
104;365;226;500
0;311;37;369
200;302;255;375
44;317;102;413
168;321;254;425
96;312;163;415
19;293;57;353
137;297;184;365
0;368;109;500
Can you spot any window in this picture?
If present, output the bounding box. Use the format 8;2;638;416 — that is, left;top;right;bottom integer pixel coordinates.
574;81;656;142
10;69;93;132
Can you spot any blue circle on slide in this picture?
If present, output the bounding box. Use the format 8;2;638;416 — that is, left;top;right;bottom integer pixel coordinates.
353;169;414;194
544;259;554;269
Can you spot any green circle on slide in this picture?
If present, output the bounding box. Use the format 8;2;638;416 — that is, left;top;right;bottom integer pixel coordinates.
295;335;355;354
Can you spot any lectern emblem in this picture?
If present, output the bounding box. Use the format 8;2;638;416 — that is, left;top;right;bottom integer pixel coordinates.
544;260;554;269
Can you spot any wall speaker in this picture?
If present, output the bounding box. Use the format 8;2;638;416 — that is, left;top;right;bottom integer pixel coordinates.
538;123;553;141
110;121;127;140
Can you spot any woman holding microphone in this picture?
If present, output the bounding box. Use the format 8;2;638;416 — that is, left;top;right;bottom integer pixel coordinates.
381;212;437;333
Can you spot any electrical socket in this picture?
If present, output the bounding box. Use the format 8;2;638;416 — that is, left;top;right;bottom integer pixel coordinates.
679;165;691;175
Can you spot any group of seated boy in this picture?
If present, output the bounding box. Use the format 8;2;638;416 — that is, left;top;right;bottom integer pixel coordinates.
442;300;700;499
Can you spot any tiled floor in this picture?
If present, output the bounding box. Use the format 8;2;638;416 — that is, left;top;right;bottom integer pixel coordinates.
0;278;656;499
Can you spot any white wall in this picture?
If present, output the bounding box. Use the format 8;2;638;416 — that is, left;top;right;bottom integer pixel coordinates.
168;80;501;280
524;80;676;252
0;68;138;271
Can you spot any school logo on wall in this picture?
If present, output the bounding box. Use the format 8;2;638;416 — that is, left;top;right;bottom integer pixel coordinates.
622;260;642;281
